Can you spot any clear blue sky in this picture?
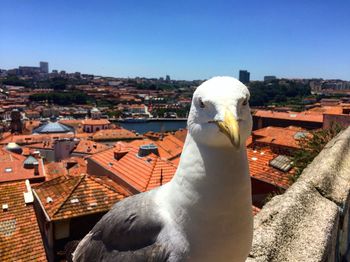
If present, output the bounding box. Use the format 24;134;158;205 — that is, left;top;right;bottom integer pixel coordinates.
1;0;349;80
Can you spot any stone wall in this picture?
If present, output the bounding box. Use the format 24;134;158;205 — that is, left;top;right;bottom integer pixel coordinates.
247;127;350;262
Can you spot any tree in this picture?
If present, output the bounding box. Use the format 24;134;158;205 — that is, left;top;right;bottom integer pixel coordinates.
291;123;343;182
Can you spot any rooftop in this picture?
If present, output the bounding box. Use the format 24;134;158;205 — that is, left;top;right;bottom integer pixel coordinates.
28;139;110;155
82;119;110;126
252;126;309;150
92;128;141;141
33;174;131;221
0;181;47;261
89;143;177;192
253;110;323;123
44;157;88;180
248;147;294;189
33;121;74;134
127;134;184;162
0;147;45;183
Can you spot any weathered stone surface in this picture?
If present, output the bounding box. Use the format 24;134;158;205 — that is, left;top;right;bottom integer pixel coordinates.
247;127;350;262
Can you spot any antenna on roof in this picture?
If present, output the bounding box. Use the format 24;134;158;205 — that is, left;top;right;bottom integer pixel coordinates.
160;168;163;186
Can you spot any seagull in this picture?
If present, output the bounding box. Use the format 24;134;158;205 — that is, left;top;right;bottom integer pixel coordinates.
73;76;253;262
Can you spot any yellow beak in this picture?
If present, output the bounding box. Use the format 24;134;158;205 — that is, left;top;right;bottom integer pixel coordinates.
214;110;240;148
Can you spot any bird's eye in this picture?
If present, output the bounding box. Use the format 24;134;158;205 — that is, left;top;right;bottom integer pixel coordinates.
242;98;248;106
199;98;205;108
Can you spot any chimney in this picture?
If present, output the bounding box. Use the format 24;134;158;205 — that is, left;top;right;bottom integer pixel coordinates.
138;144;159;157
33;162;39;176
23;179;34;204
114;150;128;160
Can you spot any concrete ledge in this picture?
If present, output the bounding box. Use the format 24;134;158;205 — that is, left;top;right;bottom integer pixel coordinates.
248;127;350;262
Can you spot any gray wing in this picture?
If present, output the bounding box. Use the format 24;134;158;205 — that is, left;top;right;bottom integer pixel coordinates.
73;192;171;262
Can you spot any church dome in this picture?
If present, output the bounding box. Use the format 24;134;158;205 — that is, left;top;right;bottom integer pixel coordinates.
33;121;74;134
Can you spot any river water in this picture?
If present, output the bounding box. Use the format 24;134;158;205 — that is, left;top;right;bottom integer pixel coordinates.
112;120;187;134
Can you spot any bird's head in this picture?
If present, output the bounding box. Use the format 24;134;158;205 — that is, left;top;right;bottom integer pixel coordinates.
187;76;252;149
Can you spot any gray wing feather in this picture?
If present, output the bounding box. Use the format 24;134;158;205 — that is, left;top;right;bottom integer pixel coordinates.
73;192;171;262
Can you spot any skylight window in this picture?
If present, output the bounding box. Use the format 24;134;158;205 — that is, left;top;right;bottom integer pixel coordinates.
270;155;293;172
70;198;79;204
294;131;308;139
4;168;12;173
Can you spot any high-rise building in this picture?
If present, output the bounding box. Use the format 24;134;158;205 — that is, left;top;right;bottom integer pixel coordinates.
264;76;277;82
40;61;49;74
239;70;250;84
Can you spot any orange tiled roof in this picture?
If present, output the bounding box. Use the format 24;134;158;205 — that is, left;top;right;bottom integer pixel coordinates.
252;126;308;149
28;139;110;155
173;129;187;143
45;161;68;180
92;128;141;141
0;147;45;183
45;157;88;180
89;143;177;192
33;174;131;221
131;134;184;165
127;134;183;161
82;119;110;126
0;133;77;145
254;110;323;123
306;106;343;115
156;135;184;160
59;119;84;126
248;148;294;189
0;181;47;261
74;140;110;154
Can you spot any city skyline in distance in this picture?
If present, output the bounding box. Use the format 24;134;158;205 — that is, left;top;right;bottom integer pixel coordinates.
1;0;350;81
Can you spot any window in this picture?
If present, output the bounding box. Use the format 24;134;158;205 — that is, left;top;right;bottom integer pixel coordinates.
4;168;12;173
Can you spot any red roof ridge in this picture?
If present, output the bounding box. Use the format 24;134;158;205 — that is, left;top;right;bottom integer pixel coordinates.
87;175;130;196
51;175;85;218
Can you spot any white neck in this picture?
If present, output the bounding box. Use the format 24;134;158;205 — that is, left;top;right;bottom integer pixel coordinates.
155;133;253;260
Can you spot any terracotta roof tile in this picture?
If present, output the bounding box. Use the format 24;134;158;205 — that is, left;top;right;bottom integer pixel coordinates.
252;126;309;149
247;148;294;189
28;140;110;155
45;157;88;180
0;147;45;183
33;174;130;221
0;133;77;145
73;140;110;155
92;128;141;141
254;110;323;123
306;106;343;115
0;181;47;261
89;143;177;193
82;119;110;126
173;129;187;143
127;134;184;161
